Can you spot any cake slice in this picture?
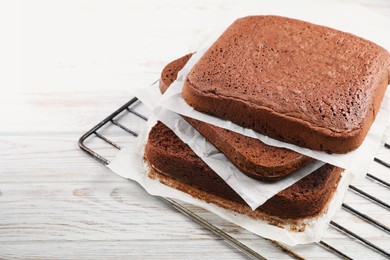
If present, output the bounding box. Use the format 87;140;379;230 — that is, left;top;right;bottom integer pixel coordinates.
160;54;313;181
145;121;343;221
182;15;390;154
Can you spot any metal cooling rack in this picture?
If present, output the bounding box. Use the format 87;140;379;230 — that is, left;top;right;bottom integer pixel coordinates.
79;96;390;259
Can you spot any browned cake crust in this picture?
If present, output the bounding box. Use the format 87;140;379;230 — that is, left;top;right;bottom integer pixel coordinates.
145;122;343;219
160;54;313;181
160;53;193;93
182;15;390;154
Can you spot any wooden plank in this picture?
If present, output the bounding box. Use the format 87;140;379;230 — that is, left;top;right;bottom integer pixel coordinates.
0;92;147;133
0;240;243;259
0;181;388;259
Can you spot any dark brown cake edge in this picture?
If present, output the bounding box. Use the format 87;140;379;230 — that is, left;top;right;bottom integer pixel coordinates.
146;161;343;231
159;53;193;94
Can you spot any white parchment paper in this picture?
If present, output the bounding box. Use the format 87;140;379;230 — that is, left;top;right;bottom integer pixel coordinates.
157;108;325;210
134;84;325;210
107;122;352;246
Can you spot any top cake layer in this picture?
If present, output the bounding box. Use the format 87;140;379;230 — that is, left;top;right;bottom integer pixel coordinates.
183;15;390;153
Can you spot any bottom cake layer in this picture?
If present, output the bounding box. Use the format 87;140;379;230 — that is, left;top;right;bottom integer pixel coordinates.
145;122;343;220
147;162;344;230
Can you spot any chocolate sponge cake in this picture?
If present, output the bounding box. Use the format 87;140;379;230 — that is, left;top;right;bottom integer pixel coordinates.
145;122;343;220
160;53;193;94
182;15;390;154
160;54;313;181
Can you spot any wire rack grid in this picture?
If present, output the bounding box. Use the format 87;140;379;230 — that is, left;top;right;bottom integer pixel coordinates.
79;96;390;260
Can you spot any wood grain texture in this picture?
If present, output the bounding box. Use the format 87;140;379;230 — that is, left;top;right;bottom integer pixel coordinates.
3;0;390;259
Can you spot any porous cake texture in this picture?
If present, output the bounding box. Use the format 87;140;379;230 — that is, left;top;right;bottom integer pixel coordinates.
182;15;390;153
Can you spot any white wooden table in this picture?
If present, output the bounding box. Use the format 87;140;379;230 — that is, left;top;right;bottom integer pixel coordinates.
2;0;390;258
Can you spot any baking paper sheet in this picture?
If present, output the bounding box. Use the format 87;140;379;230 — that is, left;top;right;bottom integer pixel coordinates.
107;122;352;246
158;108;325;210
134;84;325;209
